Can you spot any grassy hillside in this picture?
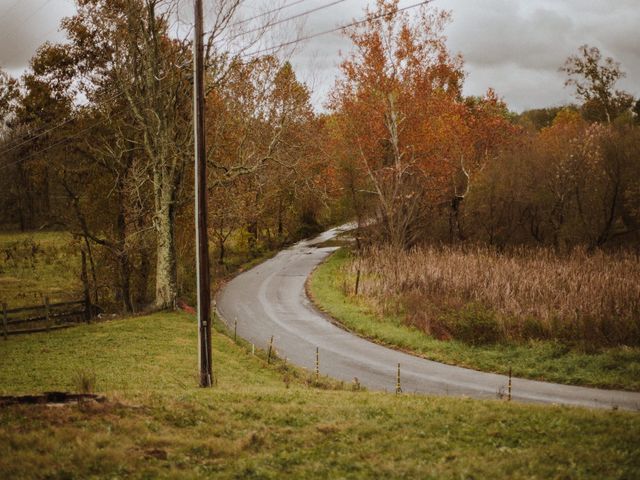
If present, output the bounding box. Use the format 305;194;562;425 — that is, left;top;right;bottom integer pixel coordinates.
0;231;81;308
0;313;639;479
308;248;640;391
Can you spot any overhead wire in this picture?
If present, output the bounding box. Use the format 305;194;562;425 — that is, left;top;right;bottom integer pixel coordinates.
229;0;346;40
0;0;21;19
0;71;193;171
0;0;326;155
232;0;310;28
243;0;430;57
0;0;431;169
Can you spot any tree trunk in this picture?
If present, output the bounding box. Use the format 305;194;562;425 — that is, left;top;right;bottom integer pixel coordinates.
17;161;34;230
277;197;283;238
116;200;134;313
247;220;258;253
218;238;225;265
154;182;178;310
137;246;151;306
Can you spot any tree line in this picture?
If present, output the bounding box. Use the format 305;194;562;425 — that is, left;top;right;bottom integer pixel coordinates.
1;0;639;314
327;0;640;252
0;0;331;312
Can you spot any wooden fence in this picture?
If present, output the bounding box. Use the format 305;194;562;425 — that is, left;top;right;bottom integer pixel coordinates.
2;298;98;338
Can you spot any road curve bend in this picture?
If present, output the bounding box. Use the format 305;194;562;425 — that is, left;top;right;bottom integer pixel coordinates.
216;226;640;411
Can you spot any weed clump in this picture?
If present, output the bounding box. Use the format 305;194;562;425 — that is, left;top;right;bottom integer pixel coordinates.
72;370;97;394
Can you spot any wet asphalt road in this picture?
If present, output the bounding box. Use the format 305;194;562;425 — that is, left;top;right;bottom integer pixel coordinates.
216;226;640;411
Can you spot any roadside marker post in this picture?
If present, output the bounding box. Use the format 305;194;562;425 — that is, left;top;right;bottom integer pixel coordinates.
396;363;402;394
353;377;361;391
267;335;274;364
508;367;512;401
315;347;320;382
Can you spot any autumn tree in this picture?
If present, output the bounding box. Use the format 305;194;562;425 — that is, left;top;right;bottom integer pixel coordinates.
0;69;19;225
562;45;634;124
445;91;517;241
206;56;323;260
459;107;640;249
329;0;515;247
329;0;462;248
0;46;76;231
60;0;250;309
260;61;324;241
0;69;17;131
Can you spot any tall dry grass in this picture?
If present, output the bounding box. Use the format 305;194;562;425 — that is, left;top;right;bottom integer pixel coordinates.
346;245;640;347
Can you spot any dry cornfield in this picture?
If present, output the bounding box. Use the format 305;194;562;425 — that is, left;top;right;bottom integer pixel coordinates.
345;246;640;346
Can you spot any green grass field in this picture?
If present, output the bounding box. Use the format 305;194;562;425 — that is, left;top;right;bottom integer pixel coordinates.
1;233;639;478
1;313;639;479
308;248;640;391
0;231;81;308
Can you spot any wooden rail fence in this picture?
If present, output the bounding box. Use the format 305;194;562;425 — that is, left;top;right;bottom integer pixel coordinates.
2;298;98;339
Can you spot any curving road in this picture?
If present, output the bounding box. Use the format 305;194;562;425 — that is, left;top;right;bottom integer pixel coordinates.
216;226;640;411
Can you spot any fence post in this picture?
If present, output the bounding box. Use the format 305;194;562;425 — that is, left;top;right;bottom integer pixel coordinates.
2;303;7;340
81;250;91;323
267;335;274;364
355;269;360;295
43;296;51;331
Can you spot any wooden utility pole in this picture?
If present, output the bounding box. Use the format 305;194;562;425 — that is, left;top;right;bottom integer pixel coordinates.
194;0;212;387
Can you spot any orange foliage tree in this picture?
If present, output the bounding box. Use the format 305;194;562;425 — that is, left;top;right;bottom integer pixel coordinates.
206;57;327;262
328;0;515;247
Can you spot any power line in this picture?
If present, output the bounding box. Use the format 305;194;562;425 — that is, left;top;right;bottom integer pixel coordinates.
233;0;310;27
243;0;430;57
0;70;192;171
0;0;21;19
0;0;319;155
231;0;346;40
0;1;431;167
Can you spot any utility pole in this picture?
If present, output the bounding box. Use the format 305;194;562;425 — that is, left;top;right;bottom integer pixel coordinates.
194;0;212;387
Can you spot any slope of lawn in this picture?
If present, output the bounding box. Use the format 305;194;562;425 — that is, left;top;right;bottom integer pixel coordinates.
0;231;81;308
0;312;639;479
307;248;640;391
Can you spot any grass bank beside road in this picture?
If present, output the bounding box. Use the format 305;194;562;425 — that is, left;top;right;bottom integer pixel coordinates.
308;248;640;391
1;312;639;478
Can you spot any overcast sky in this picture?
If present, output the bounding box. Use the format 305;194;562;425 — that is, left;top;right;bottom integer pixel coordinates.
1;0;639;112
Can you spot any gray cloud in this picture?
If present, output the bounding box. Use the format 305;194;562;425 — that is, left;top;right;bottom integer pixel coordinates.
1;0;639;112
437;0;640;109
0;0;75;75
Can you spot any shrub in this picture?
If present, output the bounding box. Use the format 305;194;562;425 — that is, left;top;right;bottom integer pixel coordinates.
446;305;502;345
72;370;97;394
